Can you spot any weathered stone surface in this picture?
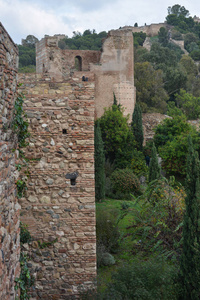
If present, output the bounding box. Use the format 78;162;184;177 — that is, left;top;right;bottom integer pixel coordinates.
0;22;20;300
40;196;51;204
28;195;38;203
18;71;96;299
142;113;171;144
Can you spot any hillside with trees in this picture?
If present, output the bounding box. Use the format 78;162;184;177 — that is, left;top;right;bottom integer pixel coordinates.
134;4;200;113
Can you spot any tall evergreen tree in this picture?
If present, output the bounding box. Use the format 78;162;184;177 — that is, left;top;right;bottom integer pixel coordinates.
113;93;117;106
149;143;161;182
95;121;105;201
131;103;144;151
180;136;200;299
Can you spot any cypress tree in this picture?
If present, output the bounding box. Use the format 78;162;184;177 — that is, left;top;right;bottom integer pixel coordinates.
95;121;105;201
149;142;161;182
113;93;117;106
131;103;144;151
180;136;200;299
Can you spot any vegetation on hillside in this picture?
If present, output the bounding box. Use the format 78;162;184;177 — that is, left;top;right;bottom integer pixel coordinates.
18;35;38;73
134;4;200;113
92;6;200;297
58;29;107;50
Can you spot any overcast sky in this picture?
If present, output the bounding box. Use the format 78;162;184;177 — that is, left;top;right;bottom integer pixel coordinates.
1;0;200;44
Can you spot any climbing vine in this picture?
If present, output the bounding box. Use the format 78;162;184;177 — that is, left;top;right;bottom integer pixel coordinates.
13;86;30;199
12;87;30;148
13;87;32;299
15;223;34;300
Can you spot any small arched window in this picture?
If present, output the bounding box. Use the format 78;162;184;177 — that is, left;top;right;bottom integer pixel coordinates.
75;56;82;71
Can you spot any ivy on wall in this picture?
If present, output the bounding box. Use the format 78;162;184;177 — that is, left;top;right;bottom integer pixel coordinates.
12;86;30;198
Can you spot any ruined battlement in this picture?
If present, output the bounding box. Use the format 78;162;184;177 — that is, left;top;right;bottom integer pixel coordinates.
121;22;171;37
36;36;101;79
36;29;135;120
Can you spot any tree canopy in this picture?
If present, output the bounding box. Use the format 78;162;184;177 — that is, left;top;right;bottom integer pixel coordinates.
58;29;107;50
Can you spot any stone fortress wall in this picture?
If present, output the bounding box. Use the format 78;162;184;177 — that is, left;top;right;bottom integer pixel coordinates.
36;30;136;121
0;25;136;299
0;22;20;300
18;73;96;299
19;29;135;299
121;23;169;37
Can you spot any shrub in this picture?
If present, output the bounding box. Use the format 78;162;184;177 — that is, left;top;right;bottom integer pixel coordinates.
130;150;148;177
110;169;140;198
171;30;183;40
103;257;179;300
99;104;135;166
96;210;120;257
101;253;115;266
130;177;185;255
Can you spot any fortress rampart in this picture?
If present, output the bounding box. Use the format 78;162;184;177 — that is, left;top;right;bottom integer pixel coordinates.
0;25;136;299
0;22;20;300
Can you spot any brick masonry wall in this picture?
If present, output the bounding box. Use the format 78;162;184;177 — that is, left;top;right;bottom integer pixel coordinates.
18;73;96;299
0;23;20;300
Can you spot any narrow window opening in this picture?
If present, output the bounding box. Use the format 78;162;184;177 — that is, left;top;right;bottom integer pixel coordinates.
75;56;82;71
70;178;76;186
62;129;67;134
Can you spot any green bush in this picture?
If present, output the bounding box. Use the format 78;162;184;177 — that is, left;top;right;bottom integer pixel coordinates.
110;169;140;198
171;30;183;40
130;150;148;177
129;177;185;255
101;252;115;266
96;210;120;257
103;257;179;300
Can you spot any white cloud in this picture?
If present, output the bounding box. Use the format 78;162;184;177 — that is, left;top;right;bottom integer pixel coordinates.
0;0;200;44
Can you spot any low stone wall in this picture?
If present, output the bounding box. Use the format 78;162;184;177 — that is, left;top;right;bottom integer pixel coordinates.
18;73;96;299
122;23;170;37
0;22;20;299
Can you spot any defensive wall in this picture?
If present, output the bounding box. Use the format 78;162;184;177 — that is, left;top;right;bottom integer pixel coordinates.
121;23;170;37
18;73;96;299
0;26;136;299
0;22;20;300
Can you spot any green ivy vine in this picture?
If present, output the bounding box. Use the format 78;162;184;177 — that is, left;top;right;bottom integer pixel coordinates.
13;88;32;299
13;87;30;199
15;223;34;300
12;88;30;148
